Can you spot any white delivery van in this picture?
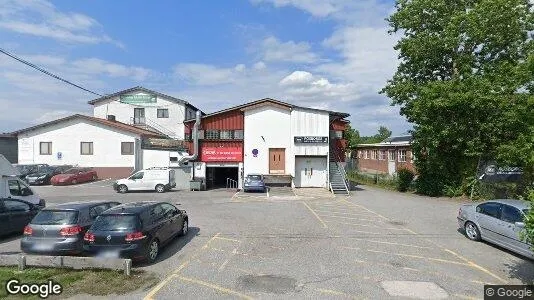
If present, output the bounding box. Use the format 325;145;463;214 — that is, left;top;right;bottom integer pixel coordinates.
114;167;176;193
0;155;44;207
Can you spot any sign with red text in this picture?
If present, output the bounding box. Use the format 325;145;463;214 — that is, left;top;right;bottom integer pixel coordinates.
200;147;242;162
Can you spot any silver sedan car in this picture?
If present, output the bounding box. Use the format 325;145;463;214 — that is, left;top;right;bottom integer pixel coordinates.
457;199;533;259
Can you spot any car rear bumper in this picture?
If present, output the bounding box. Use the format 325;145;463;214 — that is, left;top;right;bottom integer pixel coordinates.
244;185;266;191
83;243;146;260
21;237;83;254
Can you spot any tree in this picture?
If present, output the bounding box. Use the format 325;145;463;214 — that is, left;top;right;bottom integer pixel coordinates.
377;126;392;142
344;124;361;149
382;0;534;196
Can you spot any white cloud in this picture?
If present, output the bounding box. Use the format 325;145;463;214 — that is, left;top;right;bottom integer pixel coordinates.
279;70;355;102
70;58;152;81
174;63;240;86
0;0;120;46
260;36;319;63
251;0;339;17
253;61;267;70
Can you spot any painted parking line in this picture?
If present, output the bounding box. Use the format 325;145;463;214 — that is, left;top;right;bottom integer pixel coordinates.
302;202;328;228
176;275;254;300
312;209;377;217
318;215;386;223
324;220;407;231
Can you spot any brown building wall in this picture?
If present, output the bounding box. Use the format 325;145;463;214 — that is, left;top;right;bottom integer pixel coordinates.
355;146;416;174
330;120;349;162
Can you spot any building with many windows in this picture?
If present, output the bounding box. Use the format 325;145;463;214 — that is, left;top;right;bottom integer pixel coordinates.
355;135;415;175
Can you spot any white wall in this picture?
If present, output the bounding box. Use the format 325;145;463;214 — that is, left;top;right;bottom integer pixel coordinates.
92;92;186;139
141;150;188;169
291;108;330;156
244;106;292;176
18;119;138;167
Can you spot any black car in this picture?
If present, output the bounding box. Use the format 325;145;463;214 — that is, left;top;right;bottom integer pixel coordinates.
0;198;41;237
21;201;121;255
83;201;189;263
13;164;49;180
25;165;73;185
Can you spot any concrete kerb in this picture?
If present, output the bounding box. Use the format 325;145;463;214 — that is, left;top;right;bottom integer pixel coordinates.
0;254;132;275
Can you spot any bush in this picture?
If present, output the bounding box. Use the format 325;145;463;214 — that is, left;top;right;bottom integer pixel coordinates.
396;168;415;192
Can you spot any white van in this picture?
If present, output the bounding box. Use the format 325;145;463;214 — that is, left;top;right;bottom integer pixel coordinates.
0;155;44;207
114;167;176;193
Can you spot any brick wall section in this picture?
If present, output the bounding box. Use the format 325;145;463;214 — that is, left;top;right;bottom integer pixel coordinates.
330;120;348;162
354;145;416;174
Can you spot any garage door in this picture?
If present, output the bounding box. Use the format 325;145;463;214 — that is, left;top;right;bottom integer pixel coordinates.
295;156;327;188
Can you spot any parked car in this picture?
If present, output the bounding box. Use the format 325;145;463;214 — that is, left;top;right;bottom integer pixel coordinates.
25;165;73;185
83;201;188;263
21;201;120;254
458;199;533;259
13;164;49;180
243;174;266;192
50;167;98;185
113;167;176;193
0;198;42;237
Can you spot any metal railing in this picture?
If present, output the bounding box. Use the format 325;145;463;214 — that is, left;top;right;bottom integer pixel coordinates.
129;117;176;138
330;146;350;194
226;178;238;190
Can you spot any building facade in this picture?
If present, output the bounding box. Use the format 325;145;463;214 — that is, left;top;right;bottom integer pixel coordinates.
184;98;350;191
89;86;201;139
355;136;415;175
0;133;18;163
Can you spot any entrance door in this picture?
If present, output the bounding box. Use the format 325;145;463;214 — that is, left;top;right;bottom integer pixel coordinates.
269;148;285;174
387;150;396;175
295;157;327;187
133;108;145;124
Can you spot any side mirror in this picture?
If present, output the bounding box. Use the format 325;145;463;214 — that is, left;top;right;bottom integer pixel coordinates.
515;222;525;228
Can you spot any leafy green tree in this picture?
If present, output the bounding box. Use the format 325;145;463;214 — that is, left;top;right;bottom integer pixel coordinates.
377;126;392;142
382;0;534;196
344;124;361;149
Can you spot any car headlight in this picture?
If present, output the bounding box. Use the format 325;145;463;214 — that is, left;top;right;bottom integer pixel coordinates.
38;175;47;179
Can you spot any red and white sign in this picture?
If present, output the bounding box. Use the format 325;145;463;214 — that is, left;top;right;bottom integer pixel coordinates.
200;147;243;162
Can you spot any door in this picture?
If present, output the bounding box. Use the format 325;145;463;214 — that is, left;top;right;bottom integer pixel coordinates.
295;157;327;187
387;150;396;175
3;199;33;234
500;204;531;256
161;203;182;240
127;171;145;190
134;108;145;124
475;202;504;243
269;148;285;174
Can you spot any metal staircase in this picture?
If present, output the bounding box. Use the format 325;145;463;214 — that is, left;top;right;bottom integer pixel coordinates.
329;147;350;195
130;117;176;138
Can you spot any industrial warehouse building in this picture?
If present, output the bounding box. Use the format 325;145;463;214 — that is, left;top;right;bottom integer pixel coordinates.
9;88;350;194
355;135;415;176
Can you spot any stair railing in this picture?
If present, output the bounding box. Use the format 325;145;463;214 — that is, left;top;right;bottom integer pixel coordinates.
330;145;350;195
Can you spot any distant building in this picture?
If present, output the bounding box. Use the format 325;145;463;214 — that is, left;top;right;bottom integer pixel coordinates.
355;135;415;175
0;133;18;163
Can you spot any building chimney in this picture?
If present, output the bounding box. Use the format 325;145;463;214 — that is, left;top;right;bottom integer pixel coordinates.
107;115;116;122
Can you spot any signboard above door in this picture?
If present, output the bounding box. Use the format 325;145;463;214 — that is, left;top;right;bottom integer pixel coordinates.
201;147;243;162
294;136;328;143
119;94;157;104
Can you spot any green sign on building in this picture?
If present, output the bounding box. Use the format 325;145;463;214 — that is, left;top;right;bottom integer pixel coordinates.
119;94;157;104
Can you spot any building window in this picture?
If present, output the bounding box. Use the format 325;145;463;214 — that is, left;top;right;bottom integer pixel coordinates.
379;150;386;160
358;151;362;158
370;150;376;160
205;130;219;140
334;131;343;139
39;142;52;155
121;142;134;155
398;150;407;162
364;150;369;159
233;130;244;140
170;157;178;162
220;130;232;139
157;109;169;118
80;142;93;155
388;150;395;161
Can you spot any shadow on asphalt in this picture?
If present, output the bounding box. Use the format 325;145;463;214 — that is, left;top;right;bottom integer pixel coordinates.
136;227;200;267
505;258;534;284
0;232;22;245
348;181;365;191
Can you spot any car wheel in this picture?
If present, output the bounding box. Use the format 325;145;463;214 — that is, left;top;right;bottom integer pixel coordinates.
146;239;159;263
118;184;128;194
179;219;188;236
92;175;97;181
155;184;165;193
71;179;77;185
464;221;481;241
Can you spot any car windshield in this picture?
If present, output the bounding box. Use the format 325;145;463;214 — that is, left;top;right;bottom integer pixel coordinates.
92;215;139;231
247;175;262;181
31;210;78;225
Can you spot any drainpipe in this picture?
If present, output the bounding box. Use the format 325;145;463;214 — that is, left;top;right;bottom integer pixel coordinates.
179;110;201;164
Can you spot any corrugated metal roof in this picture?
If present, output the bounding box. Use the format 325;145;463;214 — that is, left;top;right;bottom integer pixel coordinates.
382;135;413;143
10;114;165;137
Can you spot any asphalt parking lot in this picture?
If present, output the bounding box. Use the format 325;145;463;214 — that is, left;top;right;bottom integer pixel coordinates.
1;180;533;299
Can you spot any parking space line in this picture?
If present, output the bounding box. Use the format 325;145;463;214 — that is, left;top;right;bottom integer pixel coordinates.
215;236;240;242
313;209;376;217
318;215;385;223
302;202;328;228
176;275;254;300
344;238;434;249
443;248;508;284
316;288;357;298
364;249;469;266
340;199;390;221
325;220;407;231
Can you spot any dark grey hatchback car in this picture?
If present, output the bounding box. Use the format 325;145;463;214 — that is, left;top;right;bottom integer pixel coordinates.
21;201;120;255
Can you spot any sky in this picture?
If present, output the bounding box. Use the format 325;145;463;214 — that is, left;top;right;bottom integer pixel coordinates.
0;0;411;136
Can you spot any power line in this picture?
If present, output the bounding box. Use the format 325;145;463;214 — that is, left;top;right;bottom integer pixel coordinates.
0;48;103;97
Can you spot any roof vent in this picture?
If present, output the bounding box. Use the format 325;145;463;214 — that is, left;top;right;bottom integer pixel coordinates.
107;115;116;122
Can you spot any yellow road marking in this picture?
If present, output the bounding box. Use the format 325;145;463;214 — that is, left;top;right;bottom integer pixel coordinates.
176;275;254;300
345;237;433;249
143;275;178;300
444;249;508;284
343;246;361;251
214;236;241;242
313;209;376;216
340;199;390;221
319;214;385;222
316;288;360;298
218;258;230;271
325;220;407;231
302;202;328;228
365;249;470;266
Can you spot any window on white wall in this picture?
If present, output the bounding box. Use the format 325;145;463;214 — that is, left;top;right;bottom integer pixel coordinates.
398;150;407;162
121;142;134;155
81;142;93;155
157;109;169;118
40;142;52;155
